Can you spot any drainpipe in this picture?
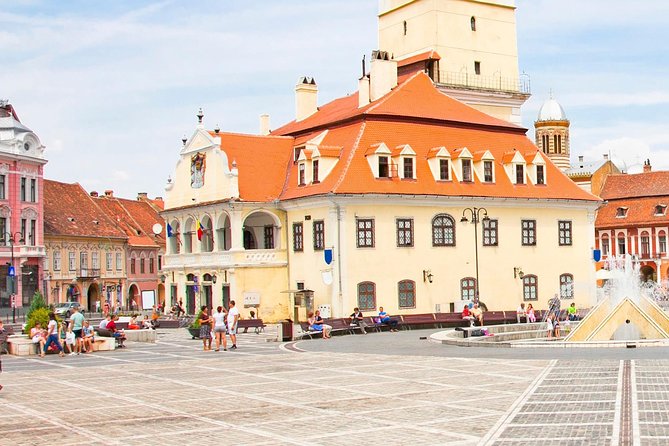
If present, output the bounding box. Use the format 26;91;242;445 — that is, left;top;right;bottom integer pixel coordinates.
335;200;343;313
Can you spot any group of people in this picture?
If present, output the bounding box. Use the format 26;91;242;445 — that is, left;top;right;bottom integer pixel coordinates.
195;300;240;351
98;314;127;346
461;303;484;326
307;306;401;339
30;307;97;357
514;303;537;323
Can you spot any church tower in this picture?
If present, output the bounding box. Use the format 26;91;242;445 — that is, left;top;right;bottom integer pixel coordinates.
534;96;570;170
378;0;529;124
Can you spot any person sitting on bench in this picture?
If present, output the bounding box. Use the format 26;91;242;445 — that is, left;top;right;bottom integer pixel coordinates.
470;303;484;326
378;307;399;332
462;305;475;327
349;307;367;334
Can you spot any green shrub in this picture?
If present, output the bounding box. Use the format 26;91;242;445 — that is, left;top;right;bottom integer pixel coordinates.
26;291;47;321
25;307;50;334
189;310;203;329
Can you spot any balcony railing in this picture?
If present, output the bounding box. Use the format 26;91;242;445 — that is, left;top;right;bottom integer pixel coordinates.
437;71;531;95
78;268;100;279
162;249;288;269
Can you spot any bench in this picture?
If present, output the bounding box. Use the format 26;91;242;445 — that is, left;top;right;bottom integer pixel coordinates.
155;319;180;329
482;311;506;325
238;319;266;334
297;321;323;339
401;313;438;329
329;318;365;335
95;328;125;348
434;312;469;328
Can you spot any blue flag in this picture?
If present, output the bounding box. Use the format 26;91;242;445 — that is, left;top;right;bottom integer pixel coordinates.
324;249;333;265
167;223;173;237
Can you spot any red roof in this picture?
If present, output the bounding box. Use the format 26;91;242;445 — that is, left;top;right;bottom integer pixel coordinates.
397;50;441;67
597;171;669;228
600;172;669;200
93;196;165;248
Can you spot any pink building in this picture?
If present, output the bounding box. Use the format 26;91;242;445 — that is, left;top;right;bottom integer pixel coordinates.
0;101;47;310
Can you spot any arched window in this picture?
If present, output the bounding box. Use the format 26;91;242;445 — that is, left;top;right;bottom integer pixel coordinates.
200;215;213;253
659;231;667;255
460;277;476;300
617;234;626;255
357;282;376;311
522;274;538;301
601;234;610;256
470;16;476;31
398;280;416;308
560;274;574;299
432;214;455;246
641;231;650;257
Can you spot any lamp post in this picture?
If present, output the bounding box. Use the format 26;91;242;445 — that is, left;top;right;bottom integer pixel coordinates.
2;231;24;323
460;208;489;305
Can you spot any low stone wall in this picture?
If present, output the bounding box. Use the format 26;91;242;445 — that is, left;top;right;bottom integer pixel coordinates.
8;334;115;356
122;329;157;343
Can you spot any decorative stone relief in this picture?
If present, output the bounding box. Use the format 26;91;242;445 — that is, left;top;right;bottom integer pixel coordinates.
0;205;10;218
21;207;38;219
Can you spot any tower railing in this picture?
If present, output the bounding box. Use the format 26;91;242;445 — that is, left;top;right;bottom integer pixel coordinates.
437;71;531;95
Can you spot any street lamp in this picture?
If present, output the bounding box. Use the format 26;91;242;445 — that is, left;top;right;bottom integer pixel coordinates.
1;231;24;322
460;208;489;305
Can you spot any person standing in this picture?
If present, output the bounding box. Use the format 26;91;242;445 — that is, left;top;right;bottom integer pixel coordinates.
212;306;228;352
227;300;240;349
199;306;212;351
69;306;85;355
44;312;65;357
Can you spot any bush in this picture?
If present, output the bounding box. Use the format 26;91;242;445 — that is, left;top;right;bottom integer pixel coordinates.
26;291;47;321
25;308;50;334
189;310;203;329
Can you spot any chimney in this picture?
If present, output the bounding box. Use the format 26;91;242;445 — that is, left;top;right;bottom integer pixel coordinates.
90;191;98;198
603;154;609;161
137;192;148;201
578;155;584;163
370;50;398;102
644;159;652;173
359;75;370;107
104;190;113;197
259;114;271;135
295;77;318;122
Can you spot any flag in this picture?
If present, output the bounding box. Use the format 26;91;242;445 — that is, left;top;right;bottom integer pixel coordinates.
196;219;203;241
167;223;173;238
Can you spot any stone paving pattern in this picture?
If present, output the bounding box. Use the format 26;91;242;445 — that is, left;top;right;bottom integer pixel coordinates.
2;329;669;445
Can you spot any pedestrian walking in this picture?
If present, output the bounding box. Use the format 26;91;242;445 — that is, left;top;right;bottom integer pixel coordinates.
69;306;85;355
199;306;212;351
227;300;240;349
44;312;65;357
212;306;228;352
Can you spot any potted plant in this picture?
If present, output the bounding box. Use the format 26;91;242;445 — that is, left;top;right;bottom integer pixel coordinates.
188;310;202;339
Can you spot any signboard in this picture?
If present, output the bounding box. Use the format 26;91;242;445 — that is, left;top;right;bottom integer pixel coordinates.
141;290;156;310
243;292;260;307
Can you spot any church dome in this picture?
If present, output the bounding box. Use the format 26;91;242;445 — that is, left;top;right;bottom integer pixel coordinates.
537;98;567;121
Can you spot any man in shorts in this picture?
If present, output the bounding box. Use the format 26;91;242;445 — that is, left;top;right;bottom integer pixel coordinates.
227;300;240;349
69;306;86;355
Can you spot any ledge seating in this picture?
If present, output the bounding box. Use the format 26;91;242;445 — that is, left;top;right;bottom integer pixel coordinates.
95;328;125;348
238;319;266;334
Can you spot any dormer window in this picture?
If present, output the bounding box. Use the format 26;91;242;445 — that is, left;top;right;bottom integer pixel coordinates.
298;163;306;186
312;160;319;184
616;207;628;218
655;204;667;216
536;165;545;185
439;159;450;180
462;159;472;182
403;158;414;179
379;156;389;178
515;164;525;184
294;147;303;163
483;161;493;183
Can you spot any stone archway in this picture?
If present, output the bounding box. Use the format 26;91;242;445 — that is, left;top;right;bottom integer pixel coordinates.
641;264;656;282
128;284;140;311
87;283;100;313
157;283;165;310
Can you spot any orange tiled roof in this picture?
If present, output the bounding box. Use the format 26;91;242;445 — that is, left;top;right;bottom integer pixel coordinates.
600;172;669;200
44;180;126;239
596;196;669;228
397;50;441;67
94;197;165;248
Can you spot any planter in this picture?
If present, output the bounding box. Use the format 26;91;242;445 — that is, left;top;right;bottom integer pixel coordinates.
188;328;201;339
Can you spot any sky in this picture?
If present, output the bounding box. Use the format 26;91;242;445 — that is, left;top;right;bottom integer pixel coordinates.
2;0;669;199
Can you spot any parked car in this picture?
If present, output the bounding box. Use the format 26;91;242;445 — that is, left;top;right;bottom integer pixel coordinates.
54;302;81;319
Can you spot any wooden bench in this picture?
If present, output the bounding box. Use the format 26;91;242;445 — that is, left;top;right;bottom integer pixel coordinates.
482;311;506;325
297;322;323;339
238;319;266;334
401;313;438;329
434;312;469;328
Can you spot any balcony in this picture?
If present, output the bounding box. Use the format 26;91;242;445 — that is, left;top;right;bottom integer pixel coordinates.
436;71;531;95
78;268;101;279
16;245;46;257
162;249;288;270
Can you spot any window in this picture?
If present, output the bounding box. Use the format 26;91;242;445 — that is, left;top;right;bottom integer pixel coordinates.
357;282;376;311
462;159;472;182
263;225;274;249
515;164;525;184
641;232;650;257
483;160;493;183
432;214;455;246
616;207;628;218
617;235;626;255
403;20;407;35
292;223;304;252
474;61;481;75
21;219;26;241
470;16;476;31
30;179;36;202
312;160;319;183
398;280;416;308
0;218;5;240
601;234;610;256
522;220;536;246
149;257;155;274
20;177;26;201
559;221;572;246
523;275;538;301
660;232;667;254
0;175;5;200
403;157;413;179
553;135;562;153
541;134;549;153
116;252;122;270
141;258;146;274
396;218;413;247
68;251;76;271
106;252;112;270
439;159;449;180
130;258;136;274
482;218;498;246
460;277;476;300
536;165;545;185
356;218;375;248
298;163;306;186
560;274;574;299
53;251;61;271
92;251;99;269
313;220;325;250
29;219;35;246
655;205;667;216
379;156;389;178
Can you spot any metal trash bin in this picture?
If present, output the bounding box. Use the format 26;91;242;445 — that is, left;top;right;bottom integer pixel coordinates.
280;319;293;342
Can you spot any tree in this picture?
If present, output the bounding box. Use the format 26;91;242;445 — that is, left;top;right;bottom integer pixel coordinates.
26;290;47;321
